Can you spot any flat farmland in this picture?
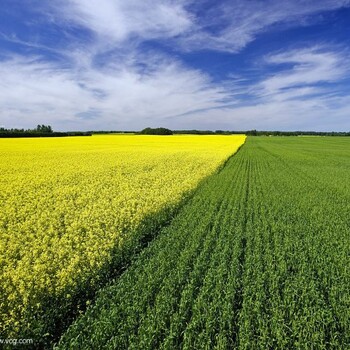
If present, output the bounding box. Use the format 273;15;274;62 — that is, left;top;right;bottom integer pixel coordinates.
0;135;245;345
57;137;350;349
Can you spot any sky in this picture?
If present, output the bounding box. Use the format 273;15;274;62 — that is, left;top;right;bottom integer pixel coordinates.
0;0;350;131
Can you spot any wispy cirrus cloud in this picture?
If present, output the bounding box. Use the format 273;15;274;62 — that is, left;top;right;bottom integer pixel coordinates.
41;0;350;55
258;46;350;100
262;46;350;93
177;0;350;52
49;0;193;48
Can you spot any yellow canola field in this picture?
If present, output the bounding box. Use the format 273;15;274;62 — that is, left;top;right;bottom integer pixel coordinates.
0;134;245;334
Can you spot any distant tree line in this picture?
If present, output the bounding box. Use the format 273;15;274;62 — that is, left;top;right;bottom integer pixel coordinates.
244;130;350;136
173;130;234;135
92;129;350;136
90;130;135;134
4;125;347;137
0;125;91;138
173;129;350;136
139;127;173;135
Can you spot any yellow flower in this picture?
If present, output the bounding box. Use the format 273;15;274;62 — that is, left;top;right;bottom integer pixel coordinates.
0;134;245;334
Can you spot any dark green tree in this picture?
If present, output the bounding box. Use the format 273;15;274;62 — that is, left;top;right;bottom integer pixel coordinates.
140;127;173;135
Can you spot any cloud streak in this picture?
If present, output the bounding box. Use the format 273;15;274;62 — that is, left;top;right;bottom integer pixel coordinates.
177;0;350;52
51;0;193;49
0;53;230;130
258;46;349;101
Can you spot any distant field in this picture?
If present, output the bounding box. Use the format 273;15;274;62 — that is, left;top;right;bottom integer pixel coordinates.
0;135;245;343
57;137;350;349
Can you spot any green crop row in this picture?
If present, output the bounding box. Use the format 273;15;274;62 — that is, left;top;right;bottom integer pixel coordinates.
57;137;350;349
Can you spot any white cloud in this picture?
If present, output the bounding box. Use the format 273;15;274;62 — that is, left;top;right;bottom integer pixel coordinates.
1;46;349;132
0;54;230;130
53;0;193;47
266;48;345;85
258;46;349;100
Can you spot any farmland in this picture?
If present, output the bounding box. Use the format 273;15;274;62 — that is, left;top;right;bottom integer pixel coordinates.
57;136;350;349
0;135;245;343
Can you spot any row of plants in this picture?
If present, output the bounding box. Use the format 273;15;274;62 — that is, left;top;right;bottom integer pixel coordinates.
57;136;350;349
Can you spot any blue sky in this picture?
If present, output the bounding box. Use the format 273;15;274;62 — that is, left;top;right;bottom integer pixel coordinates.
0;0;350;131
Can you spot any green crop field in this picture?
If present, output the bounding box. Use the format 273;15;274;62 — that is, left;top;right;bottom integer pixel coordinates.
56;137;350;349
